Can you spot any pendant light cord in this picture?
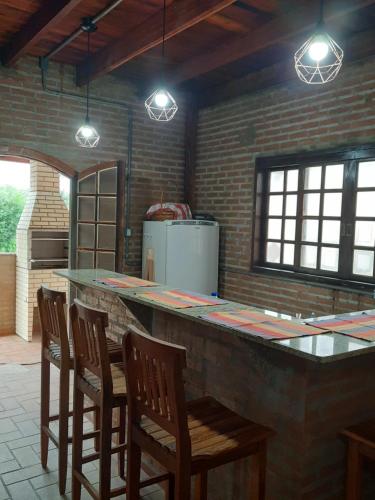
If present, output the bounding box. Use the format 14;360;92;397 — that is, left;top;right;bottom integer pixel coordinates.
162;0;166;59
86;30;90;122
318;0;324;27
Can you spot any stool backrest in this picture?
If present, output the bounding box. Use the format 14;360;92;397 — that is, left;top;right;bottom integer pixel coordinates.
37;286;69;354
123;324;190;444
70;299;112;392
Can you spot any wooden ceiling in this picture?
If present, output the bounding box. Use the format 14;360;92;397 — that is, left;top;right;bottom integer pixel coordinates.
0;0;374;96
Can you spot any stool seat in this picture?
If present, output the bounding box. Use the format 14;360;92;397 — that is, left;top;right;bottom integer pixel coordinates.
141;396;272;471
81;362;127;397
46;337;123;366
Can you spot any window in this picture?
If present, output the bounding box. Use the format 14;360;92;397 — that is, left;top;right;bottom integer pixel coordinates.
253;146;375;290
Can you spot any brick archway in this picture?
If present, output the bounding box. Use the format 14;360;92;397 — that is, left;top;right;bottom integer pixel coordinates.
0;145;77;178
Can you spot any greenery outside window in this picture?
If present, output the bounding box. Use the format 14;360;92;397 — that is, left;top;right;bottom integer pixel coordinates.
253;146;375;292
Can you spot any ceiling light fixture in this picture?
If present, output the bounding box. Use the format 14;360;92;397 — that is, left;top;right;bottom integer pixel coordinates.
294;0;344;85
145;0;178;122
75;18;100;147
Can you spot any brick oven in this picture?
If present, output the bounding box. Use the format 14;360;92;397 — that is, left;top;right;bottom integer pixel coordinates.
16;160;70;341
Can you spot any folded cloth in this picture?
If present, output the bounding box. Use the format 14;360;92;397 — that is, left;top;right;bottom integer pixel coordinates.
146;203;192;220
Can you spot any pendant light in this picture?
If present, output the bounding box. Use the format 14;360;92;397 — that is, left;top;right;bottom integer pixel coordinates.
75;18;100;147
294;0;344;85
145;0;178;122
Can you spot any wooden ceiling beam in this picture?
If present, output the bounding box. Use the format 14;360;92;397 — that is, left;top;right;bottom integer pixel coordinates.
76;0;237;86
169;0;375;85
1;0;84;67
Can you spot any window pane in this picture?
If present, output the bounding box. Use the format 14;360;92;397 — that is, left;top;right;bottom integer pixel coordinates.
358;161;375;188
325;164;344;189
284;219;296;240
356;192;375;217
303;193;320;216
269;195;283;216
266;242;281;264
285;195;297;216
323;193;342;217
287;170;298;191
322;220;341;244
304;166;321;190
270;170;284;192
283;243;295;265
355;221;375;247
301;245;318;268
268;219;282;240
353;250;374;277
320;247;339;272
302;219;319;242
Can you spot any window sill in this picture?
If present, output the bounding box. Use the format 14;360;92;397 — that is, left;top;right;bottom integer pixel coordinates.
251;266;375;297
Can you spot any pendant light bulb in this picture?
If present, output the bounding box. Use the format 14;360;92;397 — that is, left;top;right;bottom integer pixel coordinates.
154;90;169;108
308;34;329;61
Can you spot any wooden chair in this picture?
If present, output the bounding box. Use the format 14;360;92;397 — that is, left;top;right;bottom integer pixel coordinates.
342;419;375;499
37;286;122;495
122;324;274;500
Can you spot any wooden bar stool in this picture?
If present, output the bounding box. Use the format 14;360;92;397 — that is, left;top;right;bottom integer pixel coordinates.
70;299;127;499
122;324;274;500
37;286;122;495
342;419;375;499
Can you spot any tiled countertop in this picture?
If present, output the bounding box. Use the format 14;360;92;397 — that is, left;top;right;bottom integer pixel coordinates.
56;268;375;364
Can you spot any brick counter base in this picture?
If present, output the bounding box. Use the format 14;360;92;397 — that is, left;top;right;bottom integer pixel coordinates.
76;284;375;500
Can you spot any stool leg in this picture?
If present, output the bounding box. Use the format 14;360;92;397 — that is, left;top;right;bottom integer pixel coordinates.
250;441;267;500
94;406;100;452
346;440;362;500
174;469;191;500
168;475;175;500
194;472;208;500
118;404;126;479
58;364;69;495
126;430;141;500
72;384;84;500
40;356;50;469
99;403;112;499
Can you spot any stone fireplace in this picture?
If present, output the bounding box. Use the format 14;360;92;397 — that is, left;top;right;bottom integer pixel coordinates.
16;160;70;341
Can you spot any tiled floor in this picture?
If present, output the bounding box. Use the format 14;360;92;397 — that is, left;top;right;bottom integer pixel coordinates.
0;355;164;499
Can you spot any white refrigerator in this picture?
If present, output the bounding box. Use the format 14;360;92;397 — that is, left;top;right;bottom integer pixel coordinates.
142;220;219;295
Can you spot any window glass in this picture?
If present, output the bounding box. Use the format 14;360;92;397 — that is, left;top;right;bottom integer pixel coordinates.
270;170;284;192
357;161;375;188
304;166;321;190
320;247;339;272
266;242;281;263
269;195;283;216
284;219;296;241
301;245;318;268
287;170;299;191
325;164;344;189
268;219;282;240
303;193;320;216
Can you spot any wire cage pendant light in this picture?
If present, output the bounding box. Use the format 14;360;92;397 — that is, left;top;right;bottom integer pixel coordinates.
294;0;344;85
145;0;178;122
75;19;100;147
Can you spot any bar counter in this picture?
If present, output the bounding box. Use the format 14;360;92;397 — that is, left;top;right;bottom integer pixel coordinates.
57;269;375;499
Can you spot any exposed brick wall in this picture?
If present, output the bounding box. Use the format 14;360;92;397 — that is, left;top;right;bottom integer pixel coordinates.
0;253;16;335
195;56;375;316
0;56;186;272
